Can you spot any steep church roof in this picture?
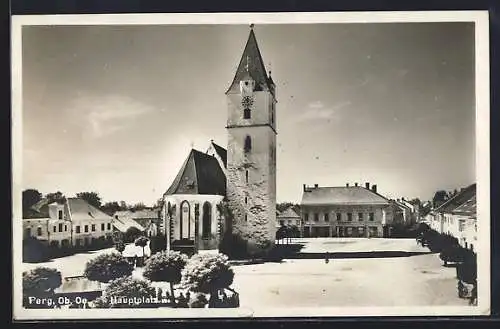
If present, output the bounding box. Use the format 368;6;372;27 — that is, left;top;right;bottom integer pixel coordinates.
210;141;227;168
165;149;226;196
226;26;275;95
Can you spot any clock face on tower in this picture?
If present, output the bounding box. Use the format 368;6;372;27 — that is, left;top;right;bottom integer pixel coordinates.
241;96;254;109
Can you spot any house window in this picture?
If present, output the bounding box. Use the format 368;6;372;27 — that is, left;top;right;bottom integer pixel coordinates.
64;225;67;232
58;210;63;220
91;224;96;232
76;226;81;233
25;227;32;237
58;223;63;232
369;213;374;221
314;213;319;222
347;213;353;221
244;108;251;119
37;227;42;236
245;170;249;183
101;223;105;231
84;225;89;233
358;213;363;221
53;226;57;233
337;213;341;221
304;213;309;222
245;214;248;222
324;213;329;222
107;223;111;230
245;197;248;204
244;135;252;153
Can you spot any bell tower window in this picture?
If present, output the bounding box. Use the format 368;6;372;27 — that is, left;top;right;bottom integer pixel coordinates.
244;135;252;153
244;108;251;119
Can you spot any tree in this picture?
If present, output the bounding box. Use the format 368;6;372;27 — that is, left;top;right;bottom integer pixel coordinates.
23;267;62;295
46;191;66;204
23;267;62;307
76;191;102;209
134;236;149;259
124;227;143;243
276;202;294;213
84;253;134;283
130;202;147;211
114;241;126;253
22;189;42;211
180;253;235;307
101;201;123;216
432;190;448;208
93;276;156;308
142;251;188;306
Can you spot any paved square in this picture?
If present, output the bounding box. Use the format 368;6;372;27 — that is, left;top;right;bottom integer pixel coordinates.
22;238;470;311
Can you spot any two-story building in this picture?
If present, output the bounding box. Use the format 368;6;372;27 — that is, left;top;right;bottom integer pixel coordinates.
300;182;393;238
23;197;114;248
276;206;301;228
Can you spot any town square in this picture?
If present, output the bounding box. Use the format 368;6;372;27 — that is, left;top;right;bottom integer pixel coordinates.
13;13;487;318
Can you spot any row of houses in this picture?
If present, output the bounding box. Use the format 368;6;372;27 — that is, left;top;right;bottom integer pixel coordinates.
424;183;477;252
275;182;421;238
22;197;163;249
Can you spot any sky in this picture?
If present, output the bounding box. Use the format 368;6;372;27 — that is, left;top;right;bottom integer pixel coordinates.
21;22;476;205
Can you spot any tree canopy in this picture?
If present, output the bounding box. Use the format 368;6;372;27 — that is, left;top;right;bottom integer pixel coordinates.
23;267;62;295
181;253;234;294
93;277;156;308
76;191;102;209
46;191;66;204
22;189;42;211
84;253;134;283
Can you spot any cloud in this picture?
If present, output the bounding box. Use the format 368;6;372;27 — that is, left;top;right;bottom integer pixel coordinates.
68;93;155;138
294;100;351;124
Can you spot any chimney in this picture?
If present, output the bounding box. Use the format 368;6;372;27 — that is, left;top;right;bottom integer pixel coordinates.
401;197;405;202
355;182;358;187
346;183;349;187
365;182;370;189
371;184;377;193
314;184;318;188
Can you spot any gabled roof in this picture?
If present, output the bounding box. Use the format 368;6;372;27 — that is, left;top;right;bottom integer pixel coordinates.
301;186;390;206
226;27;274;96
112;214;145;233
211;141;227;168
435;183;476;214
452;195;476;216
165;149;226;196
277;207;300;219
67;198;113;221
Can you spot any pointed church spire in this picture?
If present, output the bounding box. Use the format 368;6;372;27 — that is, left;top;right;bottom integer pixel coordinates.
226;25;274;95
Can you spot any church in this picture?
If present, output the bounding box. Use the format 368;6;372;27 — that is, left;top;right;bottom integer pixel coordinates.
161;25;277;257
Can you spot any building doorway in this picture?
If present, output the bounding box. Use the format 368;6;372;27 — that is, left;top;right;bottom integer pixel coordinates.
202;202;212;239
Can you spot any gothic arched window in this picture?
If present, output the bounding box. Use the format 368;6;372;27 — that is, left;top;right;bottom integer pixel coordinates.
202;202;212;239
244;135;252;153
244;108;251;119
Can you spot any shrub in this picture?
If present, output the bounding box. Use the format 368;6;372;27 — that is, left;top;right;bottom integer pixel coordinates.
84;253;134;283
439;245;466;265
23;237;50;263
115;241;126;253
23;267;62;295
456;251;477;284
93;276;156;308
188;292;208;308
181;253;236;308
143;251;188;305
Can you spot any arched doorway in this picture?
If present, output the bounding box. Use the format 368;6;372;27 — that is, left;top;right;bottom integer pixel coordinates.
180;201;191;240
202;202;212;239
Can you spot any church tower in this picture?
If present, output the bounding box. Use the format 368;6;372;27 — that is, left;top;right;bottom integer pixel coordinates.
225;25;277;256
